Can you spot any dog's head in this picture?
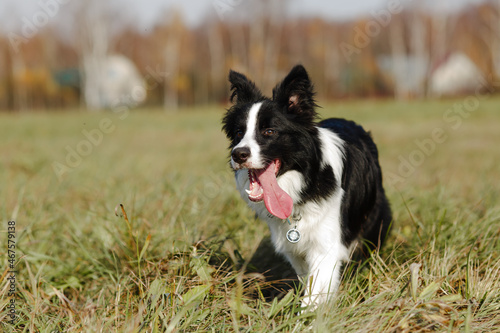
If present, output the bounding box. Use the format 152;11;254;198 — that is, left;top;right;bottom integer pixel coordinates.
222;65;317;219
222;65;317;171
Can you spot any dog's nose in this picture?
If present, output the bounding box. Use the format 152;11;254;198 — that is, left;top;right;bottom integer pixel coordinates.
232;147;251;164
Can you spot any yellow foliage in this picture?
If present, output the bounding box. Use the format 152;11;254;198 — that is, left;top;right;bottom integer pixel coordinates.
175;74;191;92
15;67;59;96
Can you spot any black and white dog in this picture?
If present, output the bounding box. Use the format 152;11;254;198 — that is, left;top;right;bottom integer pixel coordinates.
222;65;392;307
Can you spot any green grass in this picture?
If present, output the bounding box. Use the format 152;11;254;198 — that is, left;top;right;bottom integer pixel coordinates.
1;98;499;332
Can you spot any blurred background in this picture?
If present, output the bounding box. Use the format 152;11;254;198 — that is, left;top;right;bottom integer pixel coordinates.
0;0;499;111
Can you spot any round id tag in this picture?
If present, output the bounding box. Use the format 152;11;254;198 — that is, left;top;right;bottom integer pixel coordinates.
286;228;301;243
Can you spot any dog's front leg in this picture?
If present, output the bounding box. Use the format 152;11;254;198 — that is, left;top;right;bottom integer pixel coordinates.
301;253;343;309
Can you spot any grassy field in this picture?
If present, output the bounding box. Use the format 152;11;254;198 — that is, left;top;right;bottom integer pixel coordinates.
1;98;499;332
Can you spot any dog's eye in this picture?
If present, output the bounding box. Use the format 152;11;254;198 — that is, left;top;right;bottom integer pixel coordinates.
236;130;244;138
263;129;276;137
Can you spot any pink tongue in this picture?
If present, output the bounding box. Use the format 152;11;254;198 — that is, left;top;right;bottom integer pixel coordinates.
255;161;293;219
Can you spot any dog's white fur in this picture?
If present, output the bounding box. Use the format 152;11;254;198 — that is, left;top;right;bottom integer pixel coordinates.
231;102;264;170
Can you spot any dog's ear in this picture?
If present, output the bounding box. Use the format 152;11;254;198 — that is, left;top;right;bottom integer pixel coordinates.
272;65;317;120
229;70;263;104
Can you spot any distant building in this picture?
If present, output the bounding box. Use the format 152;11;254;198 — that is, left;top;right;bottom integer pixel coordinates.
429;53;485;97
83;55;146;110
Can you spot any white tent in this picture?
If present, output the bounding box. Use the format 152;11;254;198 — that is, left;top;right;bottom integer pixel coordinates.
429;53;485;97
83;55;146;110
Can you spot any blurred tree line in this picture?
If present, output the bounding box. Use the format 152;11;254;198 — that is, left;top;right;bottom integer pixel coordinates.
0;0;499;111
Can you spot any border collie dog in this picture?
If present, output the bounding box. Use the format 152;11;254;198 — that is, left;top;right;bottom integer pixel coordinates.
222;65;392;307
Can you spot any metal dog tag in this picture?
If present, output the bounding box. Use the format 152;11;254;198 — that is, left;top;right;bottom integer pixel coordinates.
286;228;301;243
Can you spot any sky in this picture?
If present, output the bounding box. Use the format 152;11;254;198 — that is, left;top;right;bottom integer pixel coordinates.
0;0;492;34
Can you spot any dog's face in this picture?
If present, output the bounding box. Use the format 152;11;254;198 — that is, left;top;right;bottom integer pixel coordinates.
222;65;318;219
222;65;317;175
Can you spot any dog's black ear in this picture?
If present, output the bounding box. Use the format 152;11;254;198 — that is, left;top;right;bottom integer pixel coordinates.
272;65;317;120
229;70;263;104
